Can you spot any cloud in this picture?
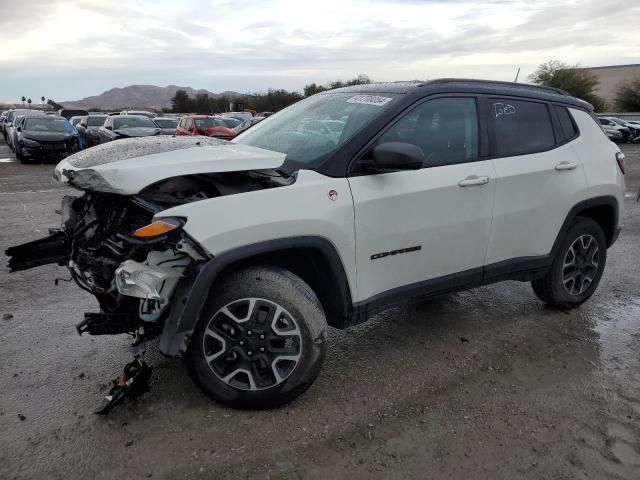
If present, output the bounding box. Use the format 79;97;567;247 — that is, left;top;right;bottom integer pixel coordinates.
0;0;638;101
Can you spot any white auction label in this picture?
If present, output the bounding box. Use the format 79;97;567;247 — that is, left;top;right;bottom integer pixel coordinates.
346;95;393;106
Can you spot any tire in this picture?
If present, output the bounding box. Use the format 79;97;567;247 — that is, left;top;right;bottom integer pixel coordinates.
187;266;328;409
16;145;30;164
531;217;607;309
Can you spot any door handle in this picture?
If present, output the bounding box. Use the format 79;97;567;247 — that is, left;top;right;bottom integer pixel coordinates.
458;175;489;187
555;161;578;171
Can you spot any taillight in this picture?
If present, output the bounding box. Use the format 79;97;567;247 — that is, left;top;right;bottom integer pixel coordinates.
615;151;625;174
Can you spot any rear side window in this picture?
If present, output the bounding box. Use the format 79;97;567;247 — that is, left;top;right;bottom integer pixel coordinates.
555;106;579;140
490;98;555;156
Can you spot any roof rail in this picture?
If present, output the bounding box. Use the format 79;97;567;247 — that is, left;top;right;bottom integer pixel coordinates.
421;78;572;97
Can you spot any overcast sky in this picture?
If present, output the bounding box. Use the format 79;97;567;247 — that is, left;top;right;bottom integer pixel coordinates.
1;0;638;102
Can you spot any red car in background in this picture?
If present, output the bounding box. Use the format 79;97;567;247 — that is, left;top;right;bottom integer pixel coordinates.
176;115;237;140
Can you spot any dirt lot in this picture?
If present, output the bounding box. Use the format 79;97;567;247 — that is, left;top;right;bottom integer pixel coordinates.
1;138;639;480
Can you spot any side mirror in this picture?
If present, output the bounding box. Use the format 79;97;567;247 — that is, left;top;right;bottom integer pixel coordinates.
370;142;424;172
16;126;21;132
105;125;112;130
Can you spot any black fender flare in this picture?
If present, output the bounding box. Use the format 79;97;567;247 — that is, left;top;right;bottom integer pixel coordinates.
550;195;620;257
159;236;353;357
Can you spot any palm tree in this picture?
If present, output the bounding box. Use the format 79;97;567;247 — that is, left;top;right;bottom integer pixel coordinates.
41;96;45;109
27;98;32;109
21;96;26;107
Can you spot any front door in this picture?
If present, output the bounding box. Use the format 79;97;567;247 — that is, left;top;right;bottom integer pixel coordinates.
348;96;496;303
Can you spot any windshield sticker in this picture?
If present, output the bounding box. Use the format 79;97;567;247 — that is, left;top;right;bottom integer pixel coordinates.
494;102;516;118
346;95;393;107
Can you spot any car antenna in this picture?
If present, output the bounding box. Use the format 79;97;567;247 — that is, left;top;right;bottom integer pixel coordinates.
514;67;521;83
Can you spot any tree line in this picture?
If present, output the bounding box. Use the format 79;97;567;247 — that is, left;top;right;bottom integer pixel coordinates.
169;74;372;113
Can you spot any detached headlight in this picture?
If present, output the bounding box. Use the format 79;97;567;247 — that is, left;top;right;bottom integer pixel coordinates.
22;138;40;147
133;217;185;239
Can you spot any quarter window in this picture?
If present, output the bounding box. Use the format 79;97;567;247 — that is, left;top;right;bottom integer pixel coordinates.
376;97;479;167
555;106;578;140
490;98;555;156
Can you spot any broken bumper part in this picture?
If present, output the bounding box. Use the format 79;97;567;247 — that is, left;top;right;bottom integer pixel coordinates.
94;358;153;415
5;230;67;272
76;312;138;336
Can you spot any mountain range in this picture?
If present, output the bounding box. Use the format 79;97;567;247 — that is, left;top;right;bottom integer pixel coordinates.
61;84;241;111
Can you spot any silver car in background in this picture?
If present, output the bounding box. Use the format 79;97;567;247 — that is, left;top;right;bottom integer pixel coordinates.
152;117;178;135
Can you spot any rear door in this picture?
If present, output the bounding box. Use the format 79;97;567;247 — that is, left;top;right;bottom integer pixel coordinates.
484;97;587;272
348;96;496;303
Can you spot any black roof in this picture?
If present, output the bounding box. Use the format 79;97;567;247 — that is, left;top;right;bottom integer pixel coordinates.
329;78;592;110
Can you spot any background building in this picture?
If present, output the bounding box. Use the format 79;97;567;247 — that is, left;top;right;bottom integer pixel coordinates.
580;64;640;107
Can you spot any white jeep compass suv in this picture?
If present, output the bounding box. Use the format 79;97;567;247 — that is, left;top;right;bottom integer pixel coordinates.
7;79;625;409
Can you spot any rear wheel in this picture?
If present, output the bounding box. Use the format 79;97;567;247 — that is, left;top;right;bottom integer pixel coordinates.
187;266;327;409
531;217;607;309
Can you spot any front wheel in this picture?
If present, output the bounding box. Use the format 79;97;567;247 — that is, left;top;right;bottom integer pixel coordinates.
187;266;327;409
531;217;607;309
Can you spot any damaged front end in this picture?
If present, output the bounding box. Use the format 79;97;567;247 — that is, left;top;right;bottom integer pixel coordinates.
8;191;203;339
6;166;290;341
5;136;294;411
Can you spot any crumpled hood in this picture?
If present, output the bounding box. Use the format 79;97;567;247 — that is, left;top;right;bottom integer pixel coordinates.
54;135;286;194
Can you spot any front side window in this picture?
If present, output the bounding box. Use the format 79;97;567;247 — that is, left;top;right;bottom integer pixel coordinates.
376;97;478;167
490;98;555;156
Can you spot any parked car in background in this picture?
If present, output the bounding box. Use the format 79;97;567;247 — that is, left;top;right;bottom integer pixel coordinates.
220;117;242;129
604;117;640;142
233;116;265;134
8;111;45;150
70;116;83;127
5;109;43;143
598;117;630;142
220;111;253;122
15;116;79;163
603;125;623;143
57;109;89;120
0;111;8;136
120;110;156;118
97;115;161;144
76;115;107;149
176;115;237;140
153;117;178;135
257;111;273;117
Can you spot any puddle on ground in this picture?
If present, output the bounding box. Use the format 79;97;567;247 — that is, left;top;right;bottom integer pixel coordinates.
591;298;640;368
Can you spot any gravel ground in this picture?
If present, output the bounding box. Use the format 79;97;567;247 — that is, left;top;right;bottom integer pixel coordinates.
1;138;639;480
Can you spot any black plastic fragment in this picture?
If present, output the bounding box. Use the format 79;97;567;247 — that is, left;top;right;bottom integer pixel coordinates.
76;312;138;336
94;358;152;415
